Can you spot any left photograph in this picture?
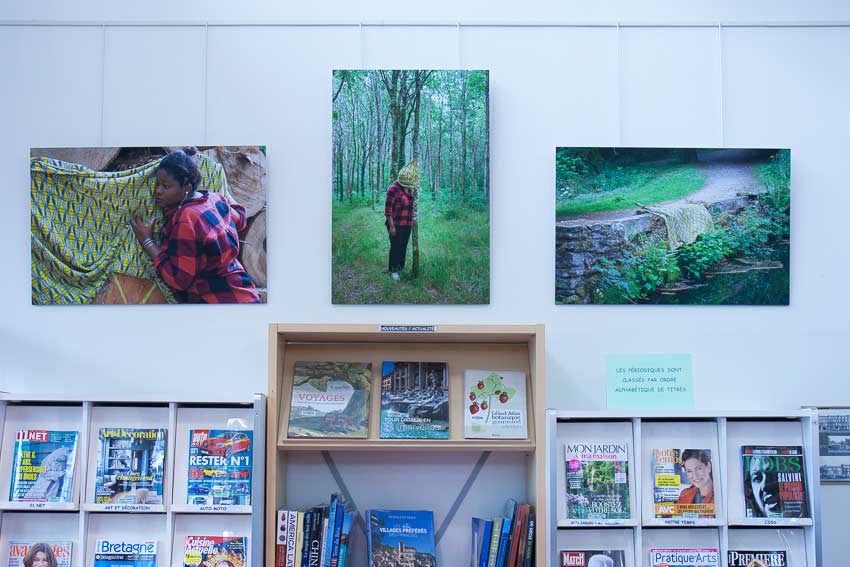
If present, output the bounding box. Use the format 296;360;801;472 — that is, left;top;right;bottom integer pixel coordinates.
31;146;268;304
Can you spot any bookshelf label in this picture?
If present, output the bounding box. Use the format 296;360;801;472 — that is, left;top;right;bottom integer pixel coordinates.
379;325;437;332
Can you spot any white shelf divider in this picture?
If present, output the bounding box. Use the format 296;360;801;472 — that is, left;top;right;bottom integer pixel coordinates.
547;410;821;567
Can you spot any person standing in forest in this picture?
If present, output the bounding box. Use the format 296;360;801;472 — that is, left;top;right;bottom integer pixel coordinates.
384;160;419;281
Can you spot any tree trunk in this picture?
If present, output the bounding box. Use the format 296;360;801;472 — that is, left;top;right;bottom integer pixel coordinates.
484;72;490;203
460;72;469;203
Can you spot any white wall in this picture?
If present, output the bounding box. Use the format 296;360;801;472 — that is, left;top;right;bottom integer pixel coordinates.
1;1;849;563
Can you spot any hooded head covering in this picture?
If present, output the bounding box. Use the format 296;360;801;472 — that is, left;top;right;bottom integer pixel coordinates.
397;160;420;189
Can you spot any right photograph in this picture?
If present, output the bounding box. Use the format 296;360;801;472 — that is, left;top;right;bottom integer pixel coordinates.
555;148;790;305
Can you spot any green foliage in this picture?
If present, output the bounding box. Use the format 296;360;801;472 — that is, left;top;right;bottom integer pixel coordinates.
556;165;706;217
752;149;791;239
677;229;735;280
590;236;680;303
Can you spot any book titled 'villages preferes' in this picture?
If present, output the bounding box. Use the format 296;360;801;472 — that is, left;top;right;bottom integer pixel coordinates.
380;361;449;439
288;362;371;438
728;550;787;567
9;430;78;503
94;428;167;505
367;510;436;567
741;446;808;518
565;442;630;520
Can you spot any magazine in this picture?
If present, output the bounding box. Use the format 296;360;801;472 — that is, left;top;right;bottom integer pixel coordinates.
93;540;157;567
727;551;787;567
367;509;436;567
560;551;626;567
288;362;372;438
183;536;247;567
6;541;72;567
9;430;78;503
464;370;528;439
186;429;252;506
741;446;808;518
650;548;718;567
652;449;715;518
565;442;630;520
94;428;167;505
818;409;850;481
380;361;449;439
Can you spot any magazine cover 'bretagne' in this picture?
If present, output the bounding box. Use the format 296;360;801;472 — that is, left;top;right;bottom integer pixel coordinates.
9;430;78;503
652;448;716;518
565;442;630;520
94;428;167;505
288;361;372;438
741;446;808;518
7;541;72;567
380;361;449;439
560;550;626;567
186;429;252;506
727;550;787;567
93;540;157;567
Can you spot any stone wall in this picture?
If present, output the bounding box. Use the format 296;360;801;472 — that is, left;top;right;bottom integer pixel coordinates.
555;196;755;304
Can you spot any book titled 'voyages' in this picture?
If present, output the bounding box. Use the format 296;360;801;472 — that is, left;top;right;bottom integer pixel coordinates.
288;361;372;438
565;442;630;520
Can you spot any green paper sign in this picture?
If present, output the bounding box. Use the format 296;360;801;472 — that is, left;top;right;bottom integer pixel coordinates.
605;354;693;410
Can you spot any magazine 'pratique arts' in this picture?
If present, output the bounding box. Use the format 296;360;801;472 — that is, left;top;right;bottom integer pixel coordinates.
380;361;449;439
652;448;715;519
9;429;78;503
650;548;718;567
187;429;252;506
94;428;167;505
288;361;371;438
565;442;630;520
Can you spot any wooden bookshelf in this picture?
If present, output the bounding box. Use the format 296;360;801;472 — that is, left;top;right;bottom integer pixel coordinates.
266;323;546;567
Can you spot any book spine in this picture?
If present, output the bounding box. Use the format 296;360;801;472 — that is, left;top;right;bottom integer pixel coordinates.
302;511;315;567
366;510;373;566
514;506;528;567
286;510;298;567
323;496;338;567
523;513;535;567
330;502;344;567
479;520;493;567
487;518;502;567
507;505;524;566
494;517;512;567
319;516;329;567
309;511;323;567
338;513;353;567
276;510;288;567
294;512;305;567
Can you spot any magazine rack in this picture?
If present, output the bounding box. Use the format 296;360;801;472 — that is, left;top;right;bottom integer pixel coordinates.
546;410;821;567
0;393;266;567
266;323;546;567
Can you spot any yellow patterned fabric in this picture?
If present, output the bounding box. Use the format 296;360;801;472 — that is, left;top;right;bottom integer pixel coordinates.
31;154;230;305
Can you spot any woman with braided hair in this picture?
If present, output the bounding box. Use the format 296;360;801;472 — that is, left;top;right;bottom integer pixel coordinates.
130;148;259;303
384;160;419;282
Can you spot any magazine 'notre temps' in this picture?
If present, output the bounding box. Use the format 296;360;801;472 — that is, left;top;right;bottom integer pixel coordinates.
652;448;715;519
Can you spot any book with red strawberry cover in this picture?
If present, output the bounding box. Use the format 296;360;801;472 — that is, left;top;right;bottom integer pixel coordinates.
464;370;528;439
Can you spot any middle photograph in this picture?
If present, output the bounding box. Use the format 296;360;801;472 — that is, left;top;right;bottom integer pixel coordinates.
332;69;490;305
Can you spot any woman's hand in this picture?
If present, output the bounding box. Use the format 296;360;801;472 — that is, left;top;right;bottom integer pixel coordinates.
131;215;155;243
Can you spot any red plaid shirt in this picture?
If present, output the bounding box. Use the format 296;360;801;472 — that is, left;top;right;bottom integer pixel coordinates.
154;192;260;304
384;181;414;227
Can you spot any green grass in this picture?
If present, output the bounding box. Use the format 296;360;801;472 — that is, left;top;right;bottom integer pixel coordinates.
332;195;489;304
556;165;706;218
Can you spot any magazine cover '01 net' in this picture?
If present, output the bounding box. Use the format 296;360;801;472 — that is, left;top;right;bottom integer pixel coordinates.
9;429;78;503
